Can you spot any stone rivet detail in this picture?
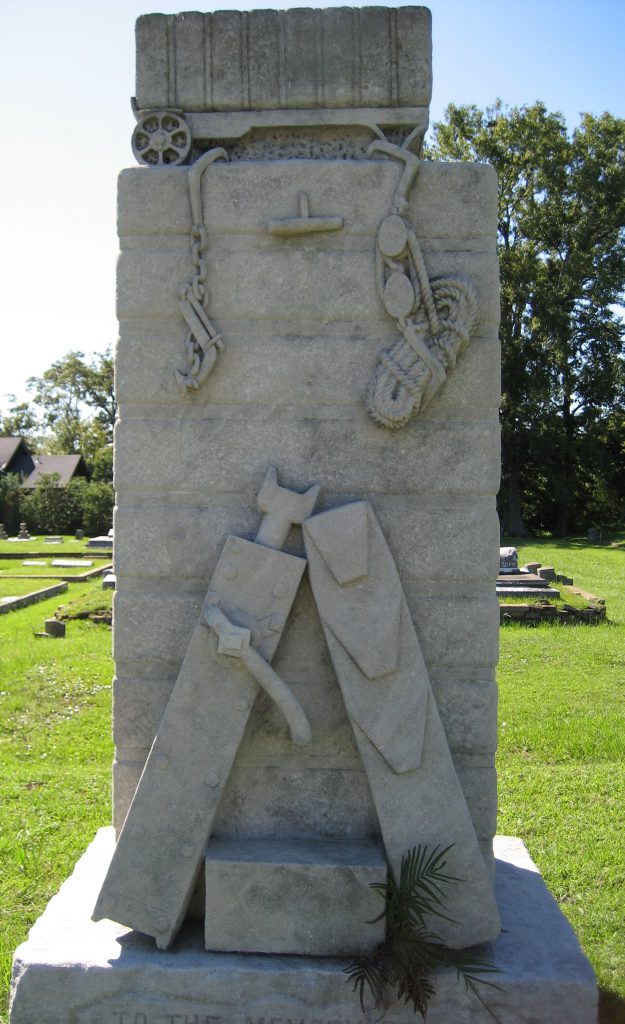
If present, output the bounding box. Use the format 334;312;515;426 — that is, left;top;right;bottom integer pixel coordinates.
181;842;194;858
236;698;249;712
383;272;416;318
272;580;288;599
221;562;238;581
269;614;287;632
205;772;221;788
378;214;409;258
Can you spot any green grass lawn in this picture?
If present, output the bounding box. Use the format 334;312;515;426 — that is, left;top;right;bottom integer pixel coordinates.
0;537;111;557
498;534;625;1022
0;565;109;579
0;580;68;600
0;536;623;1023
0;581;113;1024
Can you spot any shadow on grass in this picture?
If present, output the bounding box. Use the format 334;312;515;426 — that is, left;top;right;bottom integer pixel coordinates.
502;534;625;551
600;987;625;1024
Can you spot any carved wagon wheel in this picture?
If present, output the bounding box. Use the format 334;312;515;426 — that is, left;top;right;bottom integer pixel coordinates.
132;110;191;166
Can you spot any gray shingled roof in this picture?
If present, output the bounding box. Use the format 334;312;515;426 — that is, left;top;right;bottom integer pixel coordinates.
0;436;26;471
22;454;87;488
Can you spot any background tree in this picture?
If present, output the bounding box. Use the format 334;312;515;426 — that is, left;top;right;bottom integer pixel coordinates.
20;474;85;534
427;102;625;535
0;400;41;449
0;473;23;533
22;348;115;481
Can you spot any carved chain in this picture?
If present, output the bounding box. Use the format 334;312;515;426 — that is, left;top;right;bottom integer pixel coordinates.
175;149;228;391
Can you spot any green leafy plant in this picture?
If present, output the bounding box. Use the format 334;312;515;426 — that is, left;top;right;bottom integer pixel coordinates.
345;845;502;1020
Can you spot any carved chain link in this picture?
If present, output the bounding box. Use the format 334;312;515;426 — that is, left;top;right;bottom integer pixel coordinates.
175;149;228;391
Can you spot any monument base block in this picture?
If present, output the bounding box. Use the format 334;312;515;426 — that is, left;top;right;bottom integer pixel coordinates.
204;838;386;956
10;829;597;1024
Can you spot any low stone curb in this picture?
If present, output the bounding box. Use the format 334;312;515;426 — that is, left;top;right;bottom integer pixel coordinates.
0;582;69;615
500;600;606;625
0;564;112;584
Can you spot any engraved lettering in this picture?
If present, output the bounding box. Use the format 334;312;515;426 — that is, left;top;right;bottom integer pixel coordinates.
112;1015;128;1024
134;1015;148;1024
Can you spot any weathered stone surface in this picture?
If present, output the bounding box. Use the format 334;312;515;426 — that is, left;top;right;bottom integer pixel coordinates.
117;162;497;243
117;246;499;326
135;9;432;113
96;536;307;948
114;416;501;498
112;586;499;671
116;323;501;410
112;497;500;583
10;830;598;1024
204;838;386;955
304;503;500;948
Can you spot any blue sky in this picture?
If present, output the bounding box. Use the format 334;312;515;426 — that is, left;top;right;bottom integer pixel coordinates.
1;0;624;407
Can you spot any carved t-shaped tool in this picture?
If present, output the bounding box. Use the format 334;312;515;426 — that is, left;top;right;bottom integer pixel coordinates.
93;468;319;949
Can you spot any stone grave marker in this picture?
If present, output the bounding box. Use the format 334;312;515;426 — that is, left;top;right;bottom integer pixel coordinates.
10;8;597;1024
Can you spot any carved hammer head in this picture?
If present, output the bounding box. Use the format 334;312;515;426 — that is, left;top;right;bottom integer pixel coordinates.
255;467;320;550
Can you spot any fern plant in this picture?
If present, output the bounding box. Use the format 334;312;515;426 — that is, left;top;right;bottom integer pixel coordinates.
345;845;502;1020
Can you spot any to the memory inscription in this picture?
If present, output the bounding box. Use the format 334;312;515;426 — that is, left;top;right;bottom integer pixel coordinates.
109;1014;376;1024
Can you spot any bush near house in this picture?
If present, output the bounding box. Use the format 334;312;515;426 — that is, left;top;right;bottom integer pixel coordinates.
6;474;114;537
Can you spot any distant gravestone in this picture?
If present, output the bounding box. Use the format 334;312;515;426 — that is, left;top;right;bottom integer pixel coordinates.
499;546;519;574
17;523;30;540
0;524;8;540
44;619;66;638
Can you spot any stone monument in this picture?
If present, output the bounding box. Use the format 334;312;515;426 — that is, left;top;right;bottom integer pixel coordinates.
10;8;597;1023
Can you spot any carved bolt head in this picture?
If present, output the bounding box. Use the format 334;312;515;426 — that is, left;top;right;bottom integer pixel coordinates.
151;130;167;152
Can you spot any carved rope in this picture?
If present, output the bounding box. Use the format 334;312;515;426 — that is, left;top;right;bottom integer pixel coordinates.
366;142;478;429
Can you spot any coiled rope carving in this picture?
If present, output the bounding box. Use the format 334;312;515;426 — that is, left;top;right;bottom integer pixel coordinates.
366;145;479;429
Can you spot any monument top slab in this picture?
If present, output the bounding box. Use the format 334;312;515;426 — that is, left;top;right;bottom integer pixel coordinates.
135;7;432;114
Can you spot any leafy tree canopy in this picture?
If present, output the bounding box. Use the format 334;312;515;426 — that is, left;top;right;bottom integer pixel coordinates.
427;101;625;535
1;349;115;482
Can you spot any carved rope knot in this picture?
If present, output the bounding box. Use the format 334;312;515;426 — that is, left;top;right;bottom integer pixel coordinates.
367;209;478;429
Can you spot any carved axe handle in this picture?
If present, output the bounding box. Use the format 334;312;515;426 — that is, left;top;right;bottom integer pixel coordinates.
255;466;320;550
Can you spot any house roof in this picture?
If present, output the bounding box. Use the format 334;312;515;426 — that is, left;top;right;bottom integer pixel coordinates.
0;436;29;471
23;455;87;488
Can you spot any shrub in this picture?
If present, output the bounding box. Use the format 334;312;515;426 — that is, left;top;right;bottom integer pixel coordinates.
80;481;114;535
21;474;84;534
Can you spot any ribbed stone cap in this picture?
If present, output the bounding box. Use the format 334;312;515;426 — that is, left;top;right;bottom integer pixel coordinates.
136;7;432;112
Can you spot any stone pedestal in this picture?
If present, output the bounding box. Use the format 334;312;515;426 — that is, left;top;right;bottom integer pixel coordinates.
9;830;598;1024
